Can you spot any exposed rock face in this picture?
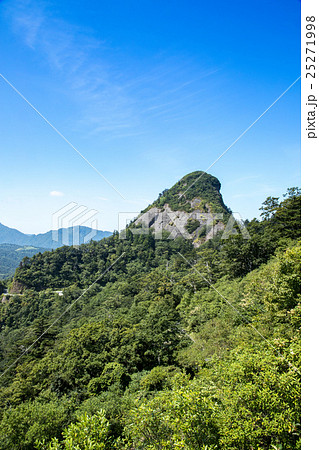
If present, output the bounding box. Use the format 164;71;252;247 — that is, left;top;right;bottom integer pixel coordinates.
10;280;25;294
1;295;9;304
135;204;225;247
132;172;230;246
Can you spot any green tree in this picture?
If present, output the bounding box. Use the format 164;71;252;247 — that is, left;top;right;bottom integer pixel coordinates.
41;410;114;450
215;346;301;450
0;396;72;449
259;196;280;220
124;374;220;449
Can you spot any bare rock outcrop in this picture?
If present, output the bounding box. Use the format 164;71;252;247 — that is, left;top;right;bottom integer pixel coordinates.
10;279;25;294
134;203;225;246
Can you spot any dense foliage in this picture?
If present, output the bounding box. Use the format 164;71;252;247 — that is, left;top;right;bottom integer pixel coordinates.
0;184;301;449
0;244;49;279
143;171;231;214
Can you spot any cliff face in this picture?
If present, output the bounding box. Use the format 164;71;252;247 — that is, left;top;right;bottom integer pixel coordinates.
134;172;230;246
10;279;25;294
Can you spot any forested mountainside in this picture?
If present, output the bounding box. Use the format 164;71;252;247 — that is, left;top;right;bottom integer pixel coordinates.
143;171;230;214
0;244;50;279
0;224;112;279
0;173;301;449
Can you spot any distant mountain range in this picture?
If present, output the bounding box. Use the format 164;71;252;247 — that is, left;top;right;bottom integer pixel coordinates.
0;223;112;278
0;244;51;279
0;223;112;249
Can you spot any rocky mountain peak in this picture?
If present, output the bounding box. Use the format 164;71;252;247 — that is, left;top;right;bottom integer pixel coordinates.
134;172;231;246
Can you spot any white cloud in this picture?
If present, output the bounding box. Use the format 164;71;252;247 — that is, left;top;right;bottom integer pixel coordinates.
50;190;64;197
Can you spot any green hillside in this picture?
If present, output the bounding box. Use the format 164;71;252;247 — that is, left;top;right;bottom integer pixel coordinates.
0;176;301;449
0;244;50;279
143;171;231;214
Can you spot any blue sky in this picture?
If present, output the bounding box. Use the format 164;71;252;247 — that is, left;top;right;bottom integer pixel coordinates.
0;0;300;233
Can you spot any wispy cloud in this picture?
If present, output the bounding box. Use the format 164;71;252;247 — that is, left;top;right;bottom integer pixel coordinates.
5;0;220;138
6;0;137;136
50;190;64;197
13;8;43;48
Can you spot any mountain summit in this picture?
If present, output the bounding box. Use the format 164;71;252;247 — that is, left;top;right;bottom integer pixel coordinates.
135;171;230;246
147;171;229;213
